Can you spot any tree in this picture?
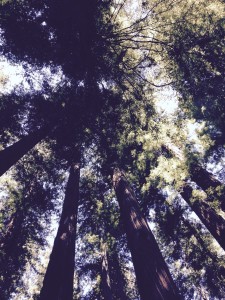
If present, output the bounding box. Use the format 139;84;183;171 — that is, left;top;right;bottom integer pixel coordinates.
180;183;225;250
0;143;63;299
39;153;80;300
76;168;136;299
189;162;225;210
0;125;53;176
152;191;225;299
100;240;113;300
113;168;180;300
164;0;225;145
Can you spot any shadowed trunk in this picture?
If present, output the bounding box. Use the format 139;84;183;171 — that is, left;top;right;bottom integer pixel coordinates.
39;161;80;300
0;210;23;250
0;126;51;176
109;249;130;300
164;143;225;210
181;183;225;250
181;215;225;295
99;190;128;300
181;216;220;262
0;209;25;299
113;168;180;300
190;163;222;190
190;163;225;210
163;143;223;191
100;240;112;300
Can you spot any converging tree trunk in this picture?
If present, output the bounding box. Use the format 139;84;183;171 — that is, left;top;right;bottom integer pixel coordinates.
0;210;22;249
181;216;220;262
100;240;112;300
0;208;25;299
113;168;180;300
109;249;129;300
190;163;225;210
0;126;51;176
39;161;80;300
164;143;225;210
190;163;222;191
181;183;225;250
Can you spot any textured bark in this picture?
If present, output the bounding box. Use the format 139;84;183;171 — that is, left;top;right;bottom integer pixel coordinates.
0;126;50;176
190;163;222;190
100;241;112;300
0;209;25;299
109;250;129;300
181;183;225;250
181;216;218;262
113;168;180;300
190;163;225;210
99;191;128;300
0;211;23;250
164;143;225;210
39;162;80;300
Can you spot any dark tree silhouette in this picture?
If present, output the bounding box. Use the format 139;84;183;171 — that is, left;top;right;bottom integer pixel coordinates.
113;168;180;300
40;156;80;300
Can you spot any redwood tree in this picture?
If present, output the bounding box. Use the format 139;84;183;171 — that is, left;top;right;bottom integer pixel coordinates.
100;240;113;300
181;183;225;250
113;168;180;300
0;125;52;176
39;159;80;300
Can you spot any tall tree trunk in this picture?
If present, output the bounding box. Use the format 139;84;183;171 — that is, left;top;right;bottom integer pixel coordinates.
0;126;51;176
109;248;130;300
100;240;112;300
181;183;225;250
39;161;80;300
190;163;225;210
164;143;225;210
74;271;81;300
181;215;219;262
190;163;222;190
99;191;128;300
164;143;222;190
0;209;25;299
0;210;23;250
113;168;180;300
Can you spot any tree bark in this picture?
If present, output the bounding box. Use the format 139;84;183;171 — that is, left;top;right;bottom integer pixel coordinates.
190;164;225;210
0;126;51;177
108;248;130;300
181;215;219;262
113;168;180;300
39;162;80;300
0;210;23;250
190;163;222;191
0;209;25;299
100;240;113;300
164;143;225;210
180;183;225;250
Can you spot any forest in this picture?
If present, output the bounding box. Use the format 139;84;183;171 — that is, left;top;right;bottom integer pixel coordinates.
0;0;225;299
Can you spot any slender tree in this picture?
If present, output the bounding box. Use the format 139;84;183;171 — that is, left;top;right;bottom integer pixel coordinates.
113;168;180;300
100;239;113;300
164;143;225;210
181;183;225;250
0;125;52;176
77;171;134;299
0;144;62;299
190;163;225;209
152;192;225;299
39;156;80;300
